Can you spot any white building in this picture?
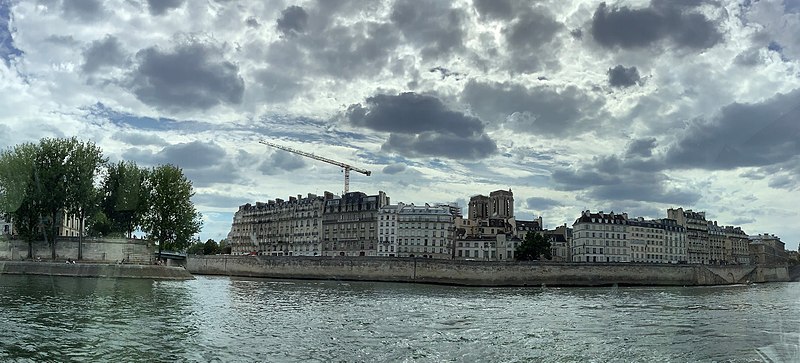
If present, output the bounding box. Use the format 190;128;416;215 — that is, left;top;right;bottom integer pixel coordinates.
627;218;687;264
391;203;454;259
572;210;630;263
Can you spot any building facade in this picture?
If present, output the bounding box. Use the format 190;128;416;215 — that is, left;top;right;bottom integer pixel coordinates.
572;210;629;263
627;218;686;264
379;203;455;258
322;191;389;257
227;193;328;256
667;208;710;264
723;226;750;264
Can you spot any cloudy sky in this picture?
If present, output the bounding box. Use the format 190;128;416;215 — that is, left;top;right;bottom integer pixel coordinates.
1;0;799;249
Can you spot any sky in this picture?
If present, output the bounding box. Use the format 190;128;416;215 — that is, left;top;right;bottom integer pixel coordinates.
0;0;798;250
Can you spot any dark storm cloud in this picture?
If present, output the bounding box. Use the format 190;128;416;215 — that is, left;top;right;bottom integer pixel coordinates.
625;137;657;158
146;0;184;16
157;141;227;169
591;1;722;50
62;0;105;22
258;150;307;175
526;197;563;210
347;92;497;160
473;0;513;20
608;65;641;88
122;141;239;187
663;88;800;170
348;93;483;137
391;0;466;59
461;80;605;136
276;5;308;37
381;133;497;160
129;42;244;112
551;157;700;206
265;19;399;81
82;35;127;74
502;8;564;73
382;163;407;175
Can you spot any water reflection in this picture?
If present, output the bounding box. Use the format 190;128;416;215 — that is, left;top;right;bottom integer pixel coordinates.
1;275;798;362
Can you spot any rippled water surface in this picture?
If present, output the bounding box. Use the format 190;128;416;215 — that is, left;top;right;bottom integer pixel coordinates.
1;275;798;362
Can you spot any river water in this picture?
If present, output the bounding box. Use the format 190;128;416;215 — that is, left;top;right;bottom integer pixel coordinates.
0;275;798;362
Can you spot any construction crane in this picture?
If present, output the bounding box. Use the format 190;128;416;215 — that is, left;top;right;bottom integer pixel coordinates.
258;140;371;195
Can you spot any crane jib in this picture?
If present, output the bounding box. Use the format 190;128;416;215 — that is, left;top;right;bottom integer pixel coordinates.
258;140;371;194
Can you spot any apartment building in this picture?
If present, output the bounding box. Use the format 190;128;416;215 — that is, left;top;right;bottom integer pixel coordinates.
723;226;750;264
627;218;687;263
227;193;329;255
322;191;389;257
572;210;629;263
392;203;454;259
667;208;710;264
707;221;726;264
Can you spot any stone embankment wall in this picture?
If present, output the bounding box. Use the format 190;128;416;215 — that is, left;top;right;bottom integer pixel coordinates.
187;256;790;286
0;261;193;280
0;238;152;263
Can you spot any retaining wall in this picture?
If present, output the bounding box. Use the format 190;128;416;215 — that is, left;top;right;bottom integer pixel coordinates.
0;238;152;263
0;261;193;280
186;256;791;286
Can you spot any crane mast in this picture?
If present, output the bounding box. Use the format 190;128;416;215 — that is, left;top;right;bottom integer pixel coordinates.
258;140;371;194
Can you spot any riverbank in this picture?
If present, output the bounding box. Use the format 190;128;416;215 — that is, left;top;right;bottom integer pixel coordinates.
187;255;790;286
0;260;194;280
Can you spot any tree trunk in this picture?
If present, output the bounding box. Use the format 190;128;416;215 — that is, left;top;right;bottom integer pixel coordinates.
27;240;33;260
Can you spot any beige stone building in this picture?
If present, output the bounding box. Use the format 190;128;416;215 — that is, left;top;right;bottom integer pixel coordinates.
392;203;454;259
572;210;630;263
228;193;329;256
667;208;710;264
627;218;687;264
749;233;789;265
322;191;389;256
723;226;750;264
707;221;726;264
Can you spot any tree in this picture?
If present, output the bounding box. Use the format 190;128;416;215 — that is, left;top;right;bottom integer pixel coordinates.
186;241;204;255
141;164;202;260
0;143;41;258
515;232;552;261
101;161;150;238
203;239;219;255
65;140;106;259
35;137;79;260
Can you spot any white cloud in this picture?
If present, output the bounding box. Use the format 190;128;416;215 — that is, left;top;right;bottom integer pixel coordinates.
1;0;799;249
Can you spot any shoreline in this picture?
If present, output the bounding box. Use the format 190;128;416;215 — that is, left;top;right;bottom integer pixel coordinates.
0;260;195;280
187;255;792;287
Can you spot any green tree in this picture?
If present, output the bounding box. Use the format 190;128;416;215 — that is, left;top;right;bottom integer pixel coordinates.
0;143;41;258
65;140;106;259
101;161;150;238
141;164;202;260
203;239;219;255
515;232;552;261
218;239;231;255
186;241;204;255
34;137;79;260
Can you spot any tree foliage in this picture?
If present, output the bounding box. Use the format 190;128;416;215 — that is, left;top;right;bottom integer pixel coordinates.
100;161;149;237
0;138;204;260
0;143;40;257
515;232;552;261
141;164;202;257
